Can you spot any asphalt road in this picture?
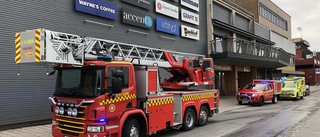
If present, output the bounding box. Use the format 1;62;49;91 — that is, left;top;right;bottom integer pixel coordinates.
152;90;320;137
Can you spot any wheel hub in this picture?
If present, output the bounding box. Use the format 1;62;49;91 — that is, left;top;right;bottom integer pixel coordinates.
130;124;139;137
199;111;207;123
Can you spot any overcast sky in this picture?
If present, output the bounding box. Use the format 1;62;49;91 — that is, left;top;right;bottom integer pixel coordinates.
271;0;320;51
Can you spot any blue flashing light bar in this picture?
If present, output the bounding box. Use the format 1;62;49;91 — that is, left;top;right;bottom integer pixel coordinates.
58;100;61;102
99;118;105;122
97;56;113;59
260;82;270;84
97;56;113;61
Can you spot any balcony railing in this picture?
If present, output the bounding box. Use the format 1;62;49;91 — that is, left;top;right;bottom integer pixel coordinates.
211;38;294;65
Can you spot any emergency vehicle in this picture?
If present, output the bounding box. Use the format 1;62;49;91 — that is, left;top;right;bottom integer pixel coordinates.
15;29;219;137
280;77;305;100
236;80;281;106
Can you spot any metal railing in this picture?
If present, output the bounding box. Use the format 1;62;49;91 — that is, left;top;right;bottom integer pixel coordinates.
211;38;294;65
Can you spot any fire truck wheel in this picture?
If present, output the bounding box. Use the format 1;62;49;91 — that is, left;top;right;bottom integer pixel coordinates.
272;95;278;104
182;108;196;131
258;97;264;106
198;106;209;126
122;119;140;137
238;101;242;105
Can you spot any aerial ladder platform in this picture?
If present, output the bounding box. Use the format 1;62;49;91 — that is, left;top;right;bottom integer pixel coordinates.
15;28;214;89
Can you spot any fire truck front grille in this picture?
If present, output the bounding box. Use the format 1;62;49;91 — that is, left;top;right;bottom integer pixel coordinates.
56;119;85;136
61;130;79;136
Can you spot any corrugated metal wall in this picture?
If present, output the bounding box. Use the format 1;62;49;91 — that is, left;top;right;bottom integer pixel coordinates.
0;0;207;126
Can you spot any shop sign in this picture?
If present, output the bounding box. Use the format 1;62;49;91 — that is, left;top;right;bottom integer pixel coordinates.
181;0;199;12
214;65;231;71
181;9;199;25
75;0;117;20
181;25;199;40
244;67;251;72
122;0;152;10
316;68;320;74
122;7;153;29
156;0;179;19
156;17;179;35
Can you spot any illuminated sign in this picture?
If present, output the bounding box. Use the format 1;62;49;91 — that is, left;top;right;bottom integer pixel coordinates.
181;8;199;25
122;7;153;29
75;0;118;20
156;0;179;19
181;25;199;40
156;17;179;35
181;0;199;12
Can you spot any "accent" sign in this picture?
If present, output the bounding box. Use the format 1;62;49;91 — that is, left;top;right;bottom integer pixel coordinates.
122;7;153;29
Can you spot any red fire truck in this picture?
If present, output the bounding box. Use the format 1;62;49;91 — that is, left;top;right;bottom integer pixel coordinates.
15;29;219;137
236;80;281;106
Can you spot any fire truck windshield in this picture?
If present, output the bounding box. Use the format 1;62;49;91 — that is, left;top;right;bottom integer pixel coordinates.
245;84;264;90
54;67;104;98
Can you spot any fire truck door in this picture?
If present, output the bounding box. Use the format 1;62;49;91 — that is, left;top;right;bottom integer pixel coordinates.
105;65;135;118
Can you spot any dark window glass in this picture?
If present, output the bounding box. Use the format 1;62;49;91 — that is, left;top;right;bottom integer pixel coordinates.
107;67;129;90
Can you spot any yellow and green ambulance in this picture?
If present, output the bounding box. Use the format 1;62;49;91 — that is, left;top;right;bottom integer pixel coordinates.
280;77;305;100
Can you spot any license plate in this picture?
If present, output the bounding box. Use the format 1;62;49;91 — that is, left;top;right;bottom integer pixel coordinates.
242;101;249;103
64;136;70;137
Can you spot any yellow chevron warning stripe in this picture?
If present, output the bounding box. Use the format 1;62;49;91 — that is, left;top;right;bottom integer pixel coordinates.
99;94;136;105
147;98;174;107
182;93;216;101
35;29;41;62
15;33;21;63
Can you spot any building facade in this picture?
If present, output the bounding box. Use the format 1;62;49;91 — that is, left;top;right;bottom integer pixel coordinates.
293;38;319;85
235;0;297;79
0;0;208;126
208;0;294;95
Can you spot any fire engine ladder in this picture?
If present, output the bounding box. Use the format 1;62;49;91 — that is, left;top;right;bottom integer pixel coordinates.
42;29;205;67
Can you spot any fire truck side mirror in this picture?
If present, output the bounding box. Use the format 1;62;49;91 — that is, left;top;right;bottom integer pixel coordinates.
112;78;122;94
112;70;124;94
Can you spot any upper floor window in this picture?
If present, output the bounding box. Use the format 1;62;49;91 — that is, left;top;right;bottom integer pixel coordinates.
259;4;287;31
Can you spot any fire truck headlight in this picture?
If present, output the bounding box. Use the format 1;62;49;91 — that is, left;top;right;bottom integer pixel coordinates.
67;108;72;116
252;94;258;97
72;108;78;117
87;126;104;133
59;107;65;115
55;106;60;114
